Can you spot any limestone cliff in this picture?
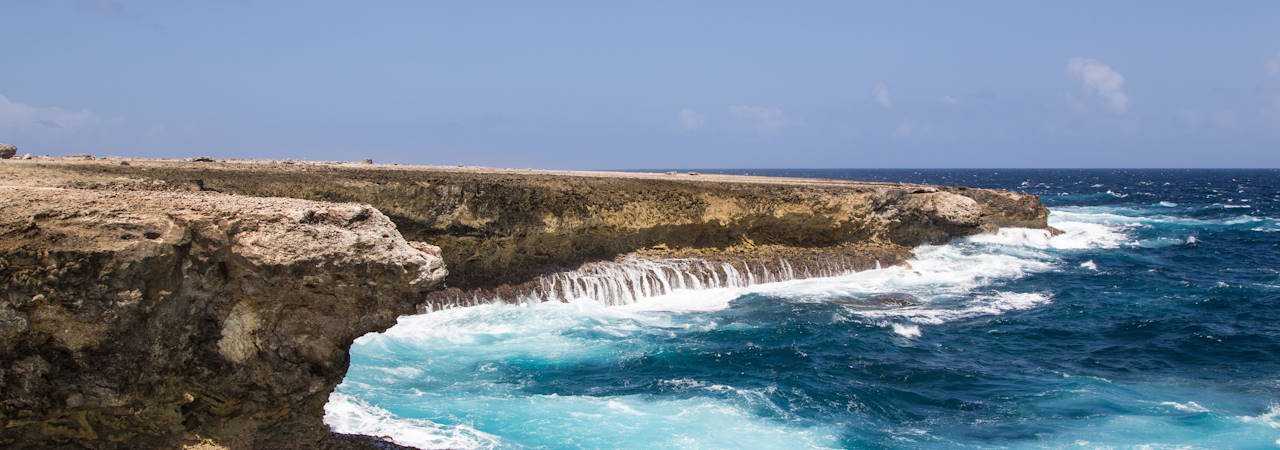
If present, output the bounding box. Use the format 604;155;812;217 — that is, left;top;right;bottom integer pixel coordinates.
4;160;1047;299
0;186;445;448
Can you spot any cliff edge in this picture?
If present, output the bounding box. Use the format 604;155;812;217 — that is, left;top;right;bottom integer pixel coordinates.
2;160;1047;306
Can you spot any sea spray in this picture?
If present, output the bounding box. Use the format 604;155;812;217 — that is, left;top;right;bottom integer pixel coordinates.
421;249;902;310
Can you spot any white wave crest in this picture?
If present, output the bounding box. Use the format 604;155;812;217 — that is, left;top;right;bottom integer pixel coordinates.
892;323;922;339
964;224;1123;249
855;292;1051;325
1160;401;1210;413
325;393;501;449
1239;403;1280;429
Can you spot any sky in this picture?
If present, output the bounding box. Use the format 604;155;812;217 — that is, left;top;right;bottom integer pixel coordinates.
2;1;1279;168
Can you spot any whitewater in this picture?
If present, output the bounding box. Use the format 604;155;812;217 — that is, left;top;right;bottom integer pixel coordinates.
325;169;1280;449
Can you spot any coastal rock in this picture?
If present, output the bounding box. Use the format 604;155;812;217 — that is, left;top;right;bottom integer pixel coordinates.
906;191;982;227
949;187;1051;230
0;160;1049;294
0;159;1049;447
0;144;15;159
0;187;445;449
880;191;984;244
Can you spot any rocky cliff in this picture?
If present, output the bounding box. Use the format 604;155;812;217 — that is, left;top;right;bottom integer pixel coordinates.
0;185;445;448
5;160;1047;300
0;158;1048;448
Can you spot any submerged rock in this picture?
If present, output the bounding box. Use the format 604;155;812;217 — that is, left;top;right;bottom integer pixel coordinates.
838;293;922;309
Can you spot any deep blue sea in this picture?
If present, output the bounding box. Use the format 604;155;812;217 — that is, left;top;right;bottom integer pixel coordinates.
326;169;1280;449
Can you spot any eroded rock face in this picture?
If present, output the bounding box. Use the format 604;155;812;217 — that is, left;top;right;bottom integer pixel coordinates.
0;187;445;449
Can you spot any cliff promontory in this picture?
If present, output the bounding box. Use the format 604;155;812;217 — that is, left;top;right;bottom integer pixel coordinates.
0;158;1048;448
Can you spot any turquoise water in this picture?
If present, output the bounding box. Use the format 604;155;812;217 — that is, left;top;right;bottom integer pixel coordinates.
326;170;1280;449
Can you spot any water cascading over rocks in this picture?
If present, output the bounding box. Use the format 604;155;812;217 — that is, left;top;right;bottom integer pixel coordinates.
420;244;908;309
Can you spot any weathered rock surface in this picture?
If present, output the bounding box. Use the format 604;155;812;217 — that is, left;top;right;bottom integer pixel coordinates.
0;186;445;449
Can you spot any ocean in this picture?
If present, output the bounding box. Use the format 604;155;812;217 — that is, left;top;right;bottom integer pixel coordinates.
324;169;1280;449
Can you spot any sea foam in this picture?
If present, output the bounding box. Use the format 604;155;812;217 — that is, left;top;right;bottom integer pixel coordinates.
325;393;501;450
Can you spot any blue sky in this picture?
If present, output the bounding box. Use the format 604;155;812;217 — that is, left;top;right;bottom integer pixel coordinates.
3;1;1279;168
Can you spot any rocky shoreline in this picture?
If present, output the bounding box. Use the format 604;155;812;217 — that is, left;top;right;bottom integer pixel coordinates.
0;158;1048;448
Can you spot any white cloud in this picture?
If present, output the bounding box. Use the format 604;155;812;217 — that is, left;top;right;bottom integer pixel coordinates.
728;105;790;136
0;94;104;132
941;95;958;105
1267;53;1280;76
894;119;914;137
675;108;706;132
1066;57;1130;113
872;82;893;110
